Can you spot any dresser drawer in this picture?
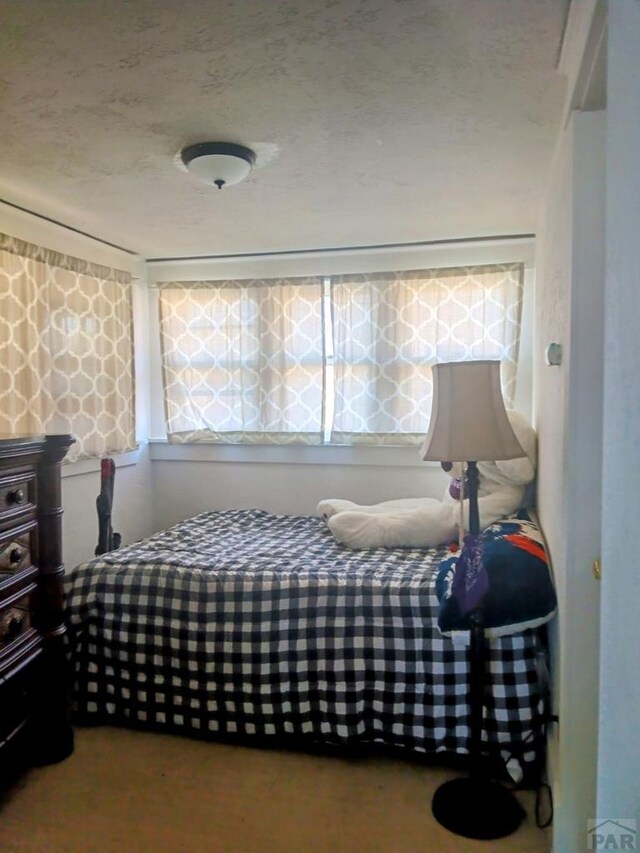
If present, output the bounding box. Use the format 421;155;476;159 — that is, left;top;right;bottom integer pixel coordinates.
0;596;32;652
0;649;39;748
0;472;36;523
0;532;33;581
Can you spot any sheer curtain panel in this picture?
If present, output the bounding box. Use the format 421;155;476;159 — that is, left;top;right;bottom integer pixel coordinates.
0;233;136;462
330;264;524;444
159;278;325;444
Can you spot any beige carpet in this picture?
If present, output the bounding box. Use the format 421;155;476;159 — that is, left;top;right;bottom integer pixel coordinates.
0;727;550;853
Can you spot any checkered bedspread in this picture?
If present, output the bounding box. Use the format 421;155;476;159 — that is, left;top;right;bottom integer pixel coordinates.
65;510;547;774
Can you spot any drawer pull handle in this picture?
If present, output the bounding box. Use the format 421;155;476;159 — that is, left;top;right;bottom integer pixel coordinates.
9;548;23;564
6;488;26;506
4;615;24;642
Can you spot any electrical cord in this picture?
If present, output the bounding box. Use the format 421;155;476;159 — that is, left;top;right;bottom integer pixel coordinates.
483;708;558;829
535;781;554;829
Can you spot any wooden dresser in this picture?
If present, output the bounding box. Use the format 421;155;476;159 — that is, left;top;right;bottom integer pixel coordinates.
0;434;74;774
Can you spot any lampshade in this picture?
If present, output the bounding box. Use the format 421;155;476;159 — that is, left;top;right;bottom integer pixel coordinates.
180;142;256;189
422;360;525;463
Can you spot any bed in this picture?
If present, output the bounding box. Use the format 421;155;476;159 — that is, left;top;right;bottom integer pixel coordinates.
64;509;550;780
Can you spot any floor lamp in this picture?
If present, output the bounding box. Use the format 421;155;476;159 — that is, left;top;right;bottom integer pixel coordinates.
422;360;527;840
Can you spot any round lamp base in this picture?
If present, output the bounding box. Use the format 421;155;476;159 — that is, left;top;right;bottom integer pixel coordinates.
432;777;526;840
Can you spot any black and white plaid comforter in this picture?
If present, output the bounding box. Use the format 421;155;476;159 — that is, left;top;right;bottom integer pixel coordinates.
65;510;547;774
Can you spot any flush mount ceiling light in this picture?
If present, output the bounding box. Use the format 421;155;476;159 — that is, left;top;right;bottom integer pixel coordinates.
180;142;256;189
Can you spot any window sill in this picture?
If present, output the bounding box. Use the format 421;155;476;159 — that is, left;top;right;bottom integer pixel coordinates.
61;445;145;479
147;439;438;468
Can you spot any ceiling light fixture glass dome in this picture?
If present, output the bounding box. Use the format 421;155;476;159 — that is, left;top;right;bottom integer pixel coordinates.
180;142;256;189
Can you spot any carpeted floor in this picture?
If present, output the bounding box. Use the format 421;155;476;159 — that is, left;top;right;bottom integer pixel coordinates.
0;727;550;853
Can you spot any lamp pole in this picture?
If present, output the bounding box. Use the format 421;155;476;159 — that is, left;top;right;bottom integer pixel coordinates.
430;457;526;839
423;361;528;840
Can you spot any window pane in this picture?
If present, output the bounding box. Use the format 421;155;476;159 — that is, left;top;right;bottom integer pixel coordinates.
330;264;524;444
159;278;325;444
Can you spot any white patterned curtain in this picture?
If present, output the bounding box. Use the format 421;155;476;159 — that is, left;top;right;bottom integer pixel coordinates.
0;233;136;462
330;264;524;444
159;277;325;444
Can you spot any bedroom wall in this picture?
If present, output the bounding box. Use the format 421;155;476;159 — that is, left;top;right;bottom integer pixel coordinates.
598;0;640;820
150;448;451;532
534;108;605;852
147;239;535;531
0;202;155;570
534;122;571;846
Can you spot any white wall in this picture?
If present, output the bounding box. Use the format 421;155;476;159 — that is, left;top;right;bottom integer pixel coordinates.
148;239;535;529
534;128;572;608
151;445;451;532
61;447;153;570
0;203;155;570
536;108;606;853
598;0;640;821
534;118;572;847
564;108;605;836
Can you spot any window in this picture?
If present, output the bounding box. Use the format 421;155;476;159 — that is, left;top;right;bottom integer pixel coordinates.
159;278;325;444
330;264;523;444
158;263;523;446
0;233;136;462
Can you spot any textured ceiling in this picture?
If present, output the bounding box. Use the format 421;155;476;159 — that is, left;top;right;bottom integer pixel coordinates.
0;0;569;258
